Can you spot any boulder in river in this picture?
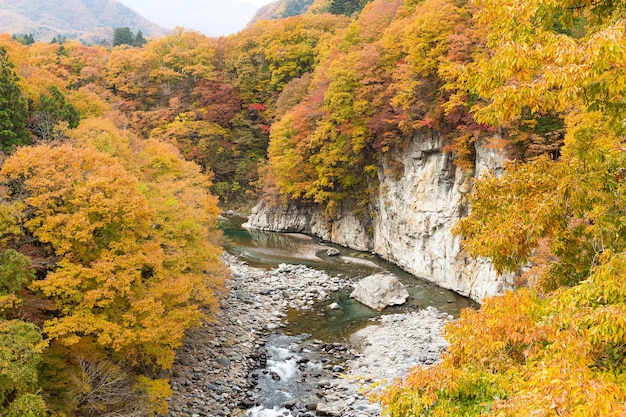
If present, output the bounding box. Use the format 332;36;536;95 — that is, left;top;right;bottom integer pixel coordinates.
350;273;409;311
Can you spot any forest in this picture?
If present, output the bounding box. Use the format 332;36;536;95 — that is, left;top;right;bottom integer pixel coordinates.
0;0;624;415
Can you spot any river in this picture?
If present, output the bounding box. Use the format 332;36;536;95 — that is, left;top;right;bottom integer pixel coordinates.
219;216;477;416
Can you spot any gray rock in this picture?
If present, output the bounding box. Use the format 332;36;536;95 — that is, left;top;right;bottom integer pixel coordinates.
326;248;341;256
316;401;346;416
350;274;409;311
215;357;231;368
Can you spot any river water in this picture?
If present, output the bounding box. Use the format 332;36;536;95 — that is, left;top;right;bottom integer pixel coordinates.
220;217;476;416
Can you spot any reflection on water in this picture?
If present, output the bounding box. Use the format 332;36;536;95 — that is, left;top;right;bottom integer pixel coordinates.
220;217;478;341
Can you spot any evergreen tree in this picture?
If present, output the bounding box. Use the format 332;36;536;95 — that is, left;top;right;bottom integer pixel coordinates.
329;0;370;15
27;86;80;140
50;34;65;44
113;27;135;47
57;45;68;58
0;47;30;152
11;33;35;46
133;30;147;47
282;0;315;17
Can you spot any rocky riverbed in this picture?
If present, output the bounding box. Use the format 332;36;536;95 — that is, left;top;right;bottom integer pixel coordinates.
167;254;452;417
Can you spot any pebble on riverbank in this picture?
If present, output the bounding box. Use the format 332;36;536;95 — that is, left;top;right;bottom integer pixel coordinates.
167;254;452;417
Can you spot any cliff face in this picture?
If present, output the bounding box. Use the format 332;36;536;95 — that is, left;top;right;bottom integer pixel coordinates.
245;133;515;302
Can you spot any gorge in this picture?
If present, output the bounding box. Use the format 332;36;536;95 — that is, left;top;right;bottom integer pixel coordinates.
1;0;624;414
245;134;515;302
165;219;475;416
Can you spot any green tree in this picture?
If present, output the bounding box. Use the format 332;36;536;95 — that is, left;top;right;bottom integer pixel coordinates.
112;27;135;47
27;86;80;140
133;30;147;47
50;35;65;44
329;0;371;15
0;320;47;417
11;34;35;46
0;248;43;417
0;46;30;151
0;249;35;296
281;0;316;17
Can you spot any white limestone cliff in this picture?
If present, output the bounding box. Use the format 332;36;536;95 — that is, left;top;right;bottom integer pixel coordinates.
243;133;515;302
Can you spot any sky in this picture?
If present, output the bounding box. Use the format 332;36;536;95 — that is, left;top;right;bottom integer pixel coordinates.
116;0;278;37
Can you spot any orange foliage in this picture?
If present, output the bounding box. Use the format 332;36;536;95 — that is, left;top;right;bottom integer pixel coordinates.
0;142;226;372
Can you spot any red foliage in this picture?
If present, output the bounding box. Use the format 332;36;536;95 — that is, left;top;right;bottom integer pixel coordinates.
195;79;241;126
248;103;266;112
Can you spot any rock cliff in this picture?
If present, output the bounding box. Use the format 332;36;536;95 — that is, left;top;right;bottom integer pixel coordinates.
244;133;515;302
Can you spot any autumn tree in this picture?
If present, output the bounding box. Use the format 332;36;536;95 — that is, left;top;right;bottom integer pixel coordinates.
0;46;30;151
149;112;237;182
0;140;225;416
105;46;149;100
379;270;626;416
61;41;109;90
380;0;626;414
1;145;160;354
265;0;416;208
143;28;216;94
223;13;348;103
194;78;242;126
449;0;626;290
67;118;228;343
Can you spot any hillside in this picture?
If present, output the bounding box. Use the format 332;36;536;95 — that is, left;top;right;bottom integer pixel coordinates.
0;0;624;415
0;0;167;44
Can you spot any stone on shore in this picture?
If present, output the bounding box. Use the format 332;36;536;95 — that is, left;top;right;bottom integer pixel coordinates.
168;253;452;417
350;273;409;311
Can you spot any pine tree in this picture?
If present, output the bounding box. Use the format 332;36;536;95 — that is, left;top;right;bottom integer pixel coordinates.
0;47;30;152
329;0;369;16
113;27;135;47
11;33;35;46
134;30;147;47
27;86;80;141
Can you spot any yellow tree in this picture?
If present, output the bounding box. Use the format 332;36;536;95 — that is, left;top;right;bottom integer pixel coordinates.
68;119;228;348
143;28;216;94
1;145;156;348
104;46;149;100
0;142;225;373
449;0;626;290
380;0;626;414
131;138;227;315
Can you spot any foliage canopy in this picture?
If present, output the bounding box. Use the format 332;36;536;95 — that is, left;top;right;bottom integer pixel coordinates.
1;0;625;413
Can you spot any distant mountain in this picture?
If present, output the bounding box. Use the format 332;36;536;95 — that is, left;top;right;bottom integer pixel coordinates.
0;0;167;44
117;0;260;37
